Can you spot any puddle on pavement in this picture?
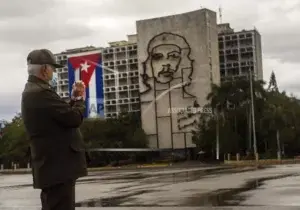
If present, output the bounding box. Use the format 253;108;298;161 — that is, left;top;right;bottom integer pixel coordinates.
112;167;237;190
140;166;267;185
78;167;251;188
80;166;268;187
111;167;268;191
75;190;157;207
0;184;32;189
183;173;299;206
75;173;298;207
76;173;147;183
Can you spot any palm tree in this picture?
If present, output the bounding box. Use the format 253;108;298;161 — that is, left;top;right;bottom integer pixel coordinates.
265;91;291;159
206;83;228;158
206;79;267;155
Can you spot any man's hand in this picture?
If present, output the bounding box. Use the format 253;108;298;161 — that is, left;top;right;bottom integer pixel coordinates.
71;81;86;100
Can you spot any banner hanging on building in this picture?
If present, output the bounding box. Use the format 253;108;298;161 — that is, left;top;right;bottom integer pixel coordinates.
67;53;104;118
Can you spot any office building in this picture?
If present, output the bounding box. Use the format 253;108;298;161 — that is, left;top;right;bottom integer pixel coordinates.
102;35;140;118
54;36;140;119
53;9;264;152
218;23;263;82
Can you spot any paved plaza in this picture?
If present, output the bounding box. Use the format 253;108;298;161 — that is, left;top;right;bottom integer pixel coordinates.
1;165;300;209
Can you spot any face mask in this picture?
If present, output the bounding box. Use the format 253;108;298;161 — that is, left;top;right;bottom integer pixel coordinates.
49;72;58;88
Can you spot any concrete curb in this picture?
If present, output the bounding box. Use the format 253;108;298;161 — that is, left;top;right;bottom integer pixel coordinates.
3;207;298;210
0;161;269;175
0;163;172;174
224;159;300;166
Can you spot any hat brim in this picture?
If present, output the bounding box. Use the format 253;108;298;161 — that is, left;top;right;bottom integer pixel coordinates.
52;63;65;68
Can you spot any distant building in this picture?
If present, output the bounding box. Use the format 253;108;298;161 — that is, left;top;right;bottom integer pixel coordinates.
102;35;140;118
54;36;140;119
53;10;264;133
218;23;263;82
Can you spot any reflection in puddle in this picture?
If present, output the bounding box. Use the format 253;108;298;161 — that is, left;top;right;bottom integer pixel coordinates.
184;173;298;206
0;184;32;189
142;167;262;184
76;173;298;207
78;173;148;182
112;167;260;191
76;190;156;207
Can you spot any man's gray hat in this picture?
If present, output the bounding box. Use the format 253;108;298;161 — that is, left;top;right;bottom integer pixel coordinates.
27;49;64;68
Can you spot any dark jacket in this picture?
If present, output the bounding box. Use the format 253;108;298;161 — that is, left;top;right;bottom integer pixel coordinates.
21;75;87;189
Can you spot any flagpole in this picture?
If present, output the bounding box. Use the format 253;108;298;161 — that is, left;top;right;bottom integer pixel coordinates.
216;110;220;160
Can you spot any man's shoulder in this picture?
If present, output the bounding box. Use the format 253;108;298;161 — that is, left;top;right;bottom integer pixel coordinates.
22;82;60;105
22;81;52;95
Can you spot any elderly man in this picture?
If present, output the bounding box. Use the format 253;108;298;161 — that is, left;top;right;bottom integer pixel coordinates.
21;49;87;210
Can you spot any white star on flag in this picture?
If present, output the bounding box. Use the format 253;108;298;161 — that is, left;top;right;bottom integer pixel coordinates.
80;61;91;72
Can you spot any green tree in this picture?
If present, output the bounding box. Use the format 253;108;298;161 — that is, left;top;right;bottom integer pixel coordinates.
267;71;279;92
201;78;266;155
192;76;295;159
0;113;29;164
131;127;148;148
80;112;148;149
0;111;148;166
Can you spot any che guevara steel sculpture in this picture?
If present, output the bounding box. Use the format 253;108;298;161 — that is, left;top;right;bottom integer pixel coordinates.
140;32;202;130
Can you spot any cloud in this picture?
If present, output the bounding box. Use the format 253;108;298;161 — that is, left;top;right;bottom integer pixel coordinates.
263;57;300;94
0;10;94;46
0;0;54;18
64;0;202;18
255;1;300;64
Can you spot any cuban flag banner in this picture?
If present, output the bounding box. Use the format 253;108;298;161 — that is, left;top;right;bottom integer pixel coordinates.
67;53;104;118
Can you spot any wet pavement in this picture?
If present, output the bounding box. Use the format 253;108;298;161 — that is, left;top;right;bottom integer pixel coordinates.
1;164;300;209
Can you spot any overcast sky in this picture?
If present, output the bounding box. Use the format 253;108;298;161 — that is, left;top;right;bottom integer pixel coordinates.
0;0;299;120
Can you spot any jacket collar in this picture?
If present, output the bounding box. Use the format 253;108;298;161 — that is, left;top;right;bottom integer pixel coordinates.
27;75;49;85
27;75;54;91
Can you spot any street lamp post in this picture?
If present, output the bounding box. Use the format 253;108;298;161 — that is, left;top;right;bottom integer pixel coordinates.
276;129;281;160
249;68;258;160
216;108;220;160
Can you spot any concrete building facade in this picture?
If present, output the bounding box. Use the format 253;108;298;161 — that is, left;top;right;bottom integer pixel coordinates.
53;8;264;151
102;35;140;119
136;9;220;149
54;37;140;119
218;23;263;82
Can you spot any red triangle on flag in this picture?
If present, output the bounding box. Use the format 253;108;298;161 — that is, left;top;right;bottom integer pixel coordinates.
68;53;101;87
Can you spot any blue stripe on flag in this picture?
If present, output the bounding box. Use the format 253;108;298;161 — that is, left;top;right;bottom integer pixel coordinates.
85;86;90;118
67;60;75;94
95;57;104;117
